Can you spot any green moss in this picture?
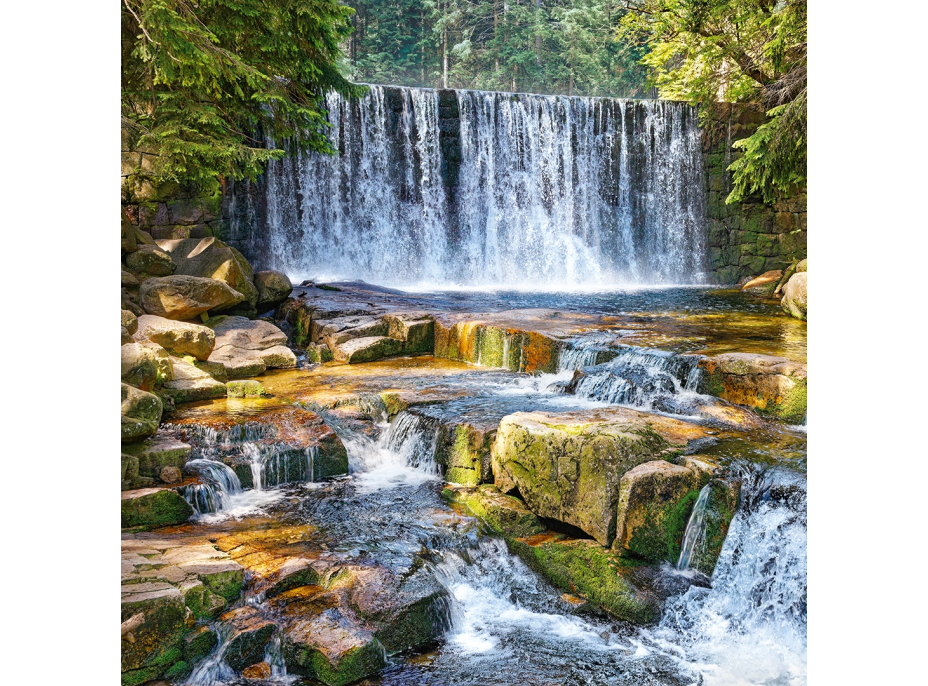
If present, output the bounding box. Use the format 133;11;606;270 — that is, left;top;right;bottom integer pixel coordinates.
291;640;387;686
162;660;191;681
121;489;194;529
183;626;218;662
201;568;245;601
444;486;544;538
445;466;480;486
772;378;807;424
121;667;159;686
379;392;408;420
370;592;447;654
508;539;657;624
626;488;700;563
316;284;342;291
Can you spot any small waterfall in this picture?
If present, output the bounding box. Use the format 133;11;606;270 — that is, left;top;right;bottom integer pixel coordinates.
336;410;441;493
244;443;317;491
246;85;707;288
183;624;236;686
568;346;701;409
181;459;243;515
557;332;621;372
676;483;712;571
382;411;441;474
654;469;807;683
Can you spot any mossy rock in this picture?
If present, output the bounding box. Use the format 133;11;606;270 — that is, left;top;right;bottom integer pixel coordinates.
442;485;544;539
184;626;219;662
121;488;193;529
226;379;267;398
508;537;658;624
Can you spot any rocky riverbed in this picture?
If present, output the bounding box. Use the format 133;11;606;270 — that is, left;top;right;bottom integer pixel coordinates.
121;224;806;686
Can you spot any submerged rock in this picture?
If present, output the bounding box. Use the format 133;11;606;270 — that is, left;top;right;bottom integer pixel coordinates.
140;275;245;320
134;314;215;360
491;408;708;546
697;352;807;423
226;379;267;398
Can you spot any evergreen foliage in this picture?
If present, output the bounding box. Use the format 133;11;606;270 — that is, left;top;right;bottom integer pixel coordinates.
121;0;365;191
343;1;652;97
621;0;807;203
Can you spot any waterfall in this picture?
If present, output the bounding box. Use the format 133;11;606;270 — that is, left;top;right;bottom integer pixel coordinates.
676;483;712;571
567;346;702;409
654;469;807;683
181;459;243;515
246;85;707;289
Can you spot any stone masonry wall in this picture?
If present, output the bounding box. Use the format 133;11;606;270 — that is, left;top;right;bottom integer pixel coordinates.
701;103;807;284
121;132;225;240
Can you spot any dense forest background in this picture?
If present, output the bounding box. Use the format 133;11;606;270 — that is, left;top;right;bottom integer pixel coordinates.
340;1;653;97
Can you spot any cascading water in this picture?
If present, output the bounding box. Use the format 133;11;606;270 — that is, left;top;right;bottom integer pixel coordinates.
676;483;713;571
181;459;243;515
244;85;707;289
567;345;702;409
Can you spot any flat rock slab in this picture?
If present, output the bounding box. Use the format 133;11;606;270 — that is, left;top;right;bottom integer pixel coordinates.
491;408;708;547
121;486;193;529
334;336;404;364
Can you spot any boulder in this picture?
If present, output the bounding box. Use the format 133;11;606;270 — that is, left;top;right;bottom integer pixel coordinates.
490;408;707;547
122;309;139;335
334;336;403;364
613;460;704;562
796;258;807;272
162;356;228;404
183;626;218;663
122;383;163;442
347;565;450;655
442;484;545;538
121;581;187;676
156;237;259;309
122;326;133;345
122;287;144;316
160;466;183;484
138;341;175;384
121;342;159;391
139;275;245;320
255;270;293;311
741;269;783;296
218;606;276;672
122;270;141;288
781;271;807;321
135;314;215;360
697;353;807;423
507;536;658;624
122;437;192;479
272;587;387;686
226;380;266;398
121;487;193;528
307;343;334;364
126;244;176;277
206;316;296;377
317;316;389;350
122;453;142;490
